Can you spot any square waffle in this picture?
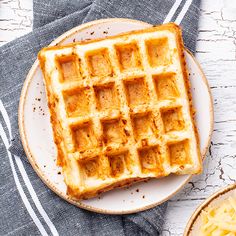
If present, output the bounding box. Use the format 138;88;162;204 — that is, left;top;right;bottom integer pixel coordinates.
38;23;202;200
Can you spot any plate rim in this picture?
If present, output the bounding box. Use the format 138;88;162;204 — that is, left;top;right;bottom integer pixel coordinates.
18;18;214;214
184;183;236;235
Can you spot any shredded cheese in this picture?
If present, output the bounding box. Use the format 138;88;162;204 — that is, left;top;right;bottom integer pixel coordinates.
200;196;236;236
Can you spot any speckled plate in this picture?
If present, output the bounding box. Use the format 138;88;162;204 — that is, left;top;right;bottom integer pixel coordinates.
19;18;213;214
184;183;236;235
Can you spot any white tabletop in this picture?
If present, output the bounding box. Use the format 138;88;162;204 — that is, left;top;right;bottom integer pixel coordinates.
1;0;235;235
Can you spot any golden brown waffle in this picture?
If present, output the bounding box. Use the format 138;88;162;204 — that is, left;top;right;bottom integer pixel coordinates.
38;23;202;200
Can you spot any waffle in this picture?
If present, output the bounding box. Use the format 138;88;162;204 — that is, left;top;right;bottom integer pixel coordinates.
38;23;202;200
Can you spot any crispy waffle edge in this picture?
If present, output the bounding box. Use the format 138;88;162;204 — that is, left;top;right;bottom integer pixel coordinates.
172;25;202;175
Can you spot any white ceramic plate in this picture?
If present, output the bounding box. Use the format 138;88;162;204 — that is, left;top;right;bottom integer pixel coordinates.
184;184;236;235
19;18;213;214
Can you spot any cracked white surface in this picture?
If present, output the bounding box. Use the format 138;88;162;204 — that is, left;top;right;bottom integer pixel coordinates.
1;0;235;235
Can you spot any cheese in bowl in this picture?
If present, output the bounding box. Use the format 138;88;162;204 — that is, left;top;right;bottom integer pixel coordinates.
185;184;236;236
201;196;236;235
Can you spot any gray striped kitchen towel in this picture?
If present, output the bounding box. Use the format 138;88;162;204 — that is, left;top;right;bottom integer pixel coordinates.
0;0;201;235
